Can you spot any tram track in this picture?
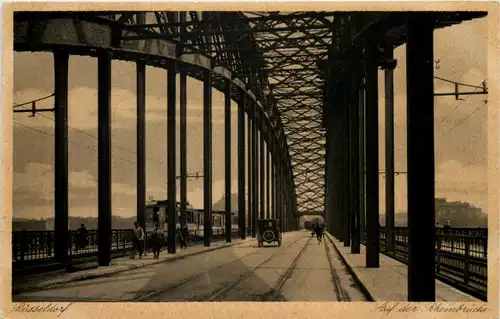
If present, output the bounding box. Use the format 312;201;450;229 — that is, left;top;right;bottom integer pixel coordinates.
207;236;313;302
323;235;351;301
134;236;305;301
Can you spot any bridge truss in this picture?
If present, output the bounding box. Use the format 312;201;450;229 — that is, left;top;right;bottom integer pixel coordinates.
14;10;486;217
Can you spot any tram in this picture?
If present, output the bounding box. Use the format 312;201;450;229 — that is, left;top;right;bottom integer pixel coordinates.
143;200;238;236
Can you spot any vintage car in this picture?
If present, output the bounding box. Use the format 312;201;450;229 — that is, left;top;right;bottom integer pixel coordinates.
257;219;282;247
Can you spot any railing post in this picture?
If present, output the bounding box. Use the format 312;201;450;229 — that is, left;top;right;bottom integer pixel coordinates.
464;236;470;285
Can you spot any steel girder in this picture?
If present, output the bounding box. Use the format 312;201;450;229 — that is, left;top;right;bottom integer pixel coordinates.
101;11;330;215
14;10;487;217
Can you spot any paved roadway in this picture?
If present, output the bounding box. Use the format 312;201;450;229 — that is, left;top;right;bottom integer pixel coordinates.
14;231;368;302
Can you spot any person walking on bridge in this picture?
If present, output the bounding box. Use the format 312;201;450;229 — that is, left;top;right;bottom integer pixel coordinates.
132;222;145;259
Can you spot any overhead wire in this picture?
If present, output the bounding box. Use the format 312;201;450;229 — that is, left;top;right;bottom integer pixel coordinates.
437;100;488;140
13;100;165;166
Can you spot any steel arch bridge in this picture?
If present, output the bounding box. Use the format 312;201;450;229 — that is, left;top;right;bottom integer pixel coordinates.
13;10;485;217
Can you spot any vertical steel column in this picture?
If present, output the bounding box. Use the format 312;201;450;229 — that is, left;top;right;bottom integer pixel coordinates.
365;41;380;268
224;79;232;242
350;77;361;254
324;103;331;233
252;104;258;237
334;99;342;240
341;90;350;247
359;81;366;243
180;69;188;227
203;70;213;246
238;92;246;239
247;110;253;236
270;142;278;218
54;50;69;263
97;50;112;266
384;48;396;253
260;120;265;220
278;150;282;229
167;61;177;254
136;62;146;230
179;11;188;229
275;145;280;228
266;138;273;218
136;13;146;231
406;14;435;301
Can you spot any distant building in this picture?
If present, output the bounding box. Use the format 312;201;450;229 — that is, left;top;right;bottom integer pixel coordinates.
378;198;486;228
12;220;50;231
435;197;485;226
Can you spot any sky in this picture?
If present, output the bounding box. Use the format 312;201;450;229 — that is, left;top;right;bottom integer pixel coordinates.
12;16;488;221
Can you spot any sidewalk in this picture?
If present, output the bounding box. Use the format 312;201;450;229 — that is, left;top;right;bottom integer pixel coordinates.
325;232;480;302
13;237;250;295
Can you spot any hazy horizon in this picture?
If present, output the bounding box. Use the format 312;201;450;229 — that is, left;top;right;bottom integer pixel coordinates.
13;16;488;220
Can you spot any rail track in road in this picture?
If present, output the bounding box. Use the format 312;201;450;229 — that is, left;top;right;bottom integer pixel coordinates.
323;235;352;301
206;236;313;302
134;236;306;301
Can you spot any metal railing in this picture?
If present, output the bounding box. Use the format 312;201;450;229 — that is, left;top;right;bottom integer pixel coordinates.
12;227;241;266
361;227;487;300
12;229;135;264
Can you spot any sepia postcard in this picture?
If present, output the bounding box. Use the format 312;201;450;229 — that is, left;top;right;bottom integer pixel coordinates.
1;2;499;319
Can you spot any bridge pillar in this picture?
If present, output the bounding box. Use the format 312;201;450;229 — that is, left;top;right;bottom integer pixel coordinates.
203;70;213;247
350;75;361;254
251;103;258;237
275;144;281;230
383;47;397;254
358;81;366;244
97;50;112;266
238;91;246;240
167;61;177;254
247;109;253;237
266;138;270;219
260;117;265;220
326;100;335;237
136;61;146;231
406;14;435;301
365;40;380;268
224;79;232;243
179;68;188;228
271;137;275;220
179;12;188;232
53;49;69;263
341;87;350;247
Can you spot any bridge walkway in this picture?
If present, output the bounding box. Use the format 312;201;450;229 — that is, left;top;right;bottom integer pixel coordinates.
13;232;367;302
326;232;481;302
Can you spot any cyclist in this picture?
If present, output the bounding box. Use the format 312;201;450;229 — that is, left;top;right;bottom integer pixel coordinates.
316;224;324;244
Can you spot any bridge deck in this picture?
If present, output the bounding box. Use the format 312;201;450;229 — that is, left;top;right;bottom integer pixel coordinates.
326;233;480;302
13;232;367;302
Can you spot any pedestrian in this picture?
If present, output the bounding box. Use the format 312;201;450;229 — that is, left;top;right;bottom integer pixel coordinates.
150;223;163;259
181;224;190;247
77;224;88;251
132;221;145;259
177;226;187;250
